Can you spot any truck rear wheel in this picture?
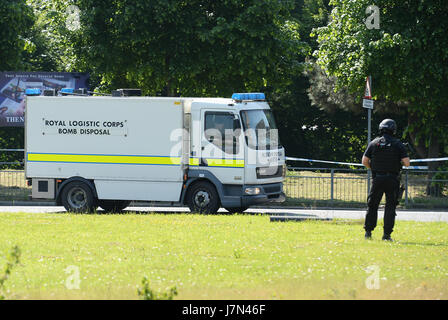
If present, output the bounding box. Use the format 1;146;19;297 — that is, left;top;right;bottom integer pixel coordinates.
61;181;97;213
187;181;220;214
98;200;131;213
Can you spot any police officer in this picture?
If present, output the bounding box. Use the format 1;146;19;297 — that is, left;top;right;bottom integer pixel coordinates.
362;119;410;241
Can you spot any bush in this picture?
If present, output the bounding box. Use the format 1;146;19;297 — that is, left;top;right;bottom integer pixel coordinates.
137;277;178;300
0;245;21;300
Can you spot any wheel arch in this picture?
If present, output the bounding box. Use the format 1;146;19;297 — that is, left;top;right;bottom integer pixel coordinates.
56;176;98;205
180;171;224;205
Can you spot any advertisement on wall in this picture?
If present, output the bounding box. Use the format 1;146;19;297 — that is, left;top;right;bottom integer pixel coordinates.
0;72;89;127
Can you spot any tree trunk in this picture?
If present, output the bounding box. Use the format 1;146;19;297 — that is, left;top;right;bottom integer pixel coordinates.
164;55;176;97
408;111;441;196
426;137;441;196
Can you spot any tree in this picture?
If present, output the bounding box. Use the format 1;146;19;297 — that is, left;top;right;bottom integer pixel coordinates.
0;1;34;71
23;0;77;72
267;0;369;165
269;73;368;164
313;0;448;191
0;1;34;167
70;0;307;96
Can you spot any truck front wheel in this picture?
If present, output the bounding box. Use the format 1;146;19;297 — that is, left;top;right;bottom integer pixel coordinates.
61;181;97;213
187;181;220;214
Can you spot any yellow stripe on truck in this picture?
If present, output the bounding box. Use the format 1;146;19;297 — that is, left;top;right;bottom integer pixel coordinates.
189;158;200;166
188;158;244;168
27;153;181;166
28;153;245;168
206;158;244;168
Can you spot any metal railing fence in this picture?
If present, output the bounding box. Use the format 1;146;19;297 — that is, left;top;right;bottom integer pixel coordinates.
285;167;448;208
0;169;29;201
1;166;447;208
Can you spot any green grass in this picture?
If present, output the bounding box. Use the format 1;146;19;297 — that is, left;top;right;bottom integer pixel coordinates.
0;211;447;300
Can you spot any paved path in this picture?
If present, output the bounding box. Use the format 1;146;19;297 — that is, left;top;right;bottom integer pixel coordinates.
0;206;447;222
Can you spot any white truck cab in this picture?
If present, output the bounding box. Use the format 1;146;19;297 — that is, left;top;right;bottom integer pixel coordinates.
25;91;285;213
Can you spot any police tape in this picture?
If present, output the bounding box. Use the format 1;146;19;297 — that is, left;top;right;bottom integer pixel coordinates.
285;156;448;170
409;157;448;163
285;157;364;167
0;149;24;152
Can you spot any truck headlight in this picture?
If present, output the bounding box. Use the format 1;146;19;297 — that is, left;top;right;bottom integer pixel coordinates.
245;187;261;195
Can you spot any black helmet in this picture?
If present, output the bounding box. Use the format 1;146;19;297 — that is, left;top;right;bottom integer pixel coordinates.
379;119;396;135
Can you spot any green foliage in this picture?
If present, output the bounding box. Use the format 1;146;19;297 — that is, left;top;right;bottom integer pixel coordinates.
0;1;34;70
24;0;81;71
0;245;21;300
266;0;371;164
315;0;448;105
0;0;407;165
293;0;330;48
268;71;367;164
71;0;308;96
137;276;178;300
306;63;358;114
0;128;24;169
313;0;448;157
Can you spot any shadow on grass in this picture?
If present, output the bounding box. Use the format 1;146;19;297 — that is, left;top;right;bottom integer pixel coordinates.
47;209;271;216
397;241;448;247
281;198;366;209
123;210;270;216
329;219;364;225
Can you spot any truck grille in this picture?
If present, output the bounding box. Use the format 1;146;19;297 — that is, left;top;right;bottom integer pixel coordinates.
256;166;283;179
263;184;281;194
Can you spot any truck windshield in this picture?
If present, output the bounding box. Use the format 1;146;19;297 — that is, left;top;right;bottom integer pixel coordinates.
240;109;281;150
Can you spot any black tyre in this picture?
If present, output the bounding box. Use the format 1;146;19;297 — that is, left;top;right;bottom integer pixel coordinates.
61;181;97;213
187;181;220;214
224;207;248;214
98;200;131;213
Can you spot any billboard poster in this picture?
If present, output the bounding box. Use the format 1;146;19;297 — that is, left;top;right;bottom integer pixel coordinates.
0;71;89;127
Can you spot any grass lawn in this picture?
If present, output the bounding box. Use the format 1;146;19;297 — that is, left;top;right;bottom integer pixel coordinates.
0;211;447;300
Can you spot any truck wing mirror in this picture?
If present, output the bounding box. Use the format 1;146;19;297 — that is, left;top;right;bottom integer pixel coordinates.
233;118;241;130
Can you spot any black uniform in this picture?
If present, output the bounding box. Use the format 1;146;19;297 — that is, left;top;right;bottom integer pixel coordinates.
363;133;408;235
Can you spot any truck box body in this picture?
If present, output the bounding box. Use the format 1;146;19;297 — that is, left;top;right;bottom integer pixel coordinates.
26;96;185;201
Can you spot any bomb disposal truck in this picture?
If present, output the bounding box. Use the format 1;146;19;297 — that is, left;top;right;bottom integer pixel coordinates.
25;92;285;213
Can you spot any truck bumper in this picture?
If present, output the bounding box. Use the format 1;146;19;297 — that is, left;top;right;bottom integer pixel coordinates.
242;192;285;207
241;183;285;207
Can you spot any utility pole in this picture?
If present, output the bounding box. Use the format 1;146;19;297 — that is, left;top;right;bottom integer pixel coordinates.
363;76;373;194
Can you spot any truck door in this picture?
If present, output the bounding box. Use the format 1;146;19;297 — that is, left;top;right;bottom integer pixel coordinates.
199;110;244;184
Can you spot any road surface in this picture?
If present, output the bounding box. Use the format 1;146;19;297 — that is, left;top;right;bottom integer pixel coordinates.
0;206;447;222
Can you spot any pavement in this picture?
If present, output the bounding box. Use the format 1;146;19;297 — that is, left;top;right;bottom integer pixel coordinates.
0;205;447;222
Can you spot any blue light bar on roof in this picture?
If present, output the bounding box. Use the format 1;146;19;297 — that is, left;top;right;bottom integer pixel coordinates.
25;88;41;96
232;92;265;101
60;88;75;94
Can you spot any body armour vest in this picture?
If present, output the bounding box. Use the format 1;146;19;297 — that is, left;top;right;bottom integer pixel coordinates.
370;135;402;174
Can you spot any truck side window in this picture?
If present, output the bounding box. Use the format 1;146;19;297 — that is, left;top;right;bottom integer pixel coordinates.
204;112;240;154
